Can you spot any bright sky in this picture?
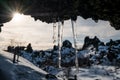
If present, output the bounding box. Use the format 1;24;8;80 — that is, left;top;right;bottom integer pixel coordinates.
0;13;120;50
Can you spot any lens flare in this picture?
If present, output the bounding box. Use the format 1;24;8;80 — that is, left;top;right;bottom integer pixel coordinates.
12;12;24;22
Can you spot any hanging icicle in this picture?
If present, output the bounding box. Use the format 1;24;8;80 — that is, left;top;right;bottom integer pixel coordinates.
71;19;79;70
58;18;62;68
61;20;64;42
0;24;3;32
53;21;57;45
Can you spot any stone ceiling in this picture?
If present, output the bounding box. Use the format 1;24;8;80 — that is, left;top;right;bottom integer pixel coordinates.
0;0;120;30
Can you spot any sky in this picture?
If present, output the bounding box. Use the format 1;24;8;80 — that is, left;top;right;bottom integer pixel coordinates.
0;14;120;50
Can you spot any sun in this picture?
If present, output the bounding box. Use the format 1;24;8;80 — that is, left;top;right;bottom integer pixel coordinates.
12;12;24;22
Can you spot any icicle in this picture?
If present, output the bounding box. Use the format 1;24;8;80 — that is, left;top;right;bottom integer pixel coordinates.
0;27;1;32
53;22;57;45
58;18;62;68
0;24;3;32
61;21;64;42
71;19;79;71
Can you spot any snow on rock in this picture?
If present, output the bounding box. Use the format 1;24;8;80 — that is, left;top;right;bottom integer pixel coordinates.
4;39;120;80
17;39;120;68
77;65;120;80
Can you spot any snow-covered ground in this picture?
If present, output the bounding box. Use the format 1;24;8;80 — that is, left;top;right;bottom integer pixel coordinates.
41;65;120;80
0;50;49;80
20;49;120;80
2;39;120;80
77;65;120;80
1;49;120;80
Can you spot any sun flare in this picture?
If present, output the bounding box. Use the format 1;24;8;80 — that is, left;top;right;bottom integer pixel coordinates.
12;12;24;22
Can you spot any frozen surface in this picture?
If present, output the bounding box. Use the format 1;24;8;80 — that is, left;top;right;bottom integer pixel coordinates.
1;39;120;80
0;50;48;80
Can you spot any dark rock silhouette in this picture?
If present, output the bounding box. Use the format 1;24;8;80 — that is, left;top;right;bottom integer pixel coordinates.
106;39;119;46
26;43;33;53
82;36;100;50
45;74;58;80
53;45;58;51
107;48;117;62
62;40;72;48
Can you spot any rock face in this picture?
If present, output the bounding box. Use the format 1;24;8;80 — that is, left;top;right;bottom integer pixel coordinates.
62;40;72;48
82;36;101;50
0;0;120;30
6;38;120;67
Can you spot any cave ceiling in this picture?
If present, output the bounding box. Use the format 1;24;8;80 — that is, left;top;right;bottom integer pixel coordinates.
0;0;120;30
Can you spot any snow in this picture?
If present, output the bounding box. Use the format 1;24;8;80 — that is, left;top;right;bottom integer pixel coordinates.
1;48;120;80
19;44;120;80
2;38;120;80
0;50;48;80
53;65;120;80
77;65;120;80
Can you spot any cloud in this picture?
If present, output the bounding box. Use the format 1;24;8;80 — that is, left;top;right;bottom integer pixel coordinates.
1;15;120;49
76;16;100;27
62;16;120;44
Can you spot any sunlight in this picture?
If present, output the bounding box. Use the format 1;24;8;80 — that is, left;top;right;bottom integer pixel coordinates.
12;12;24;22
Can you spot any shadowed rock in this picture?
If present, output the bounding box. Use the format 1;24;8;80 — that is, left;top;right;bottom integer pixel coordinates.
0;0;120;30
